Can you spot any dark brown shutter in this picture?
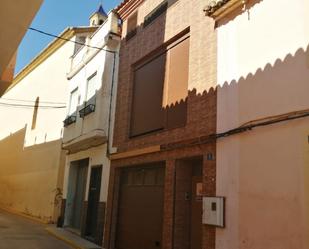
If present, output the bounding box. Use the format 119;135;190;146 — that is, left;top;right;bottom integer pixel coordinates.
165;37;190;129
130;53;166;136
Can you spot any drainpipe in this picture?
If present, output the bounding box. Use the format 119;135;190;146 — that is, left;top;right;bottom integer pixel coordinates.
106;48;118;157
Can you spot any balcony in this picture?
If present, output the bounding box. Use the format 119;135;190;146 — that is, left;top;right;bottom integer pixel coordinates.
68;12;120;78
62;129;107;154
63;114;77;127
79;96;96;118
62;94;109;154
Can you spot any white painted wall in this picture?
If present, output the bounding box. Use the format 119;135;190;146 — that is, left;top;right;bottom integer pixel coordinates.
62;12;120;207
0;35;75;222
216;0;309;248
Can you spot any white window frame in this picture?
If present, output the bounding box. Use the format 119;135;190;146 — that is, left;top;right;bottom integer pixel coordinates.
86;72;98;102
68;88;78;115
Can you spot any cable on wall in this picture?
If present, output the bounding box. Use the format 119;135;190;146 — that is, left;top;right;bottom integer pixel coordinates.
28;27;116;54
0;97;66;105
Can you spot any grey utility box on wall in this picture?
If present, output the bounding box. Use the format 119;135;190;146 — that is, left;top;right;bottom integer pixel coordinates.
202;196;225;227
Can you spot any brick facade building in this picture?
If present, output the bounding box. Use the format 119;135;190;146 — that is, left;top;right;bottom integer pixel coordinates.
104;0;218;249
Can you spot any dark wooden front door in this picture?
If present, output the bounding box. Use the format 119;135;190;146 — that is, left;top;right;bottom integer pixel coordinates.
116;165;165;249
190;175;203;249
85;166;102;240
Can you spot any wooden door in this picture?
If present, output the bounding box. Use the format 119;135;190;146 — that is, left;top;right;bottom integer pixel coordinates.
85;166;102;239
190;176;203;249
116;165;165;249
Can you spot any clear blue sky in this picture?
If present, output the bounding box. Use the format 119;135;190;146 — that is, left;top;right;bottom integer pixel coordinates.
15;0;122;74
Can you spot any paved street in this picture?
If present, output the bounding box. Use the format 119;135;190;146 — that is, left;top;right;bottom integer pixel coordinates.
0;209;71;249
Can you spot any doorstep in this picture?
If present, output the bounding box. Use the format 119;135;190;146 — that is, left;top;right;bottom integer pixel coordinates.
45;225;101;249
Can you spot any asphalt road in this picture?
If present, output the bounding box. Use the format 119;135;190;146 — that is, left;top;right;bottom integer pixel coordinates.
0;209;71;249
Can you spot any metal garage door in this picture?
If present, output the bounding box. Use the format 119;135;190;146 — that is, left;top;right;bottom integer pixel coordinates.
116;164;165;249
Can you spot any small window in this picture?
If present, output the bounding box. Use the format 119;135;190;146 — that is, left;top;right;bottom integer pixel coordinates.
31;97;39;130
74;36;86;55
68;88;78;115
126;12;138;41
144;1;168;28
86;73;97;102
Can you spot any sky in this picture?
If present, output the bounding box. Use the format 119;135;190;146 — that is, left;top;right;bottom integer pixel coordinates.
15;0;122;75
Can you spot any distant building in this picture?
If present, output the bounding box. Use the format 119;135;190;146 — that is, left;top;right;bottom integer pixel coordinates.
60;6;120;245
0;25;96;223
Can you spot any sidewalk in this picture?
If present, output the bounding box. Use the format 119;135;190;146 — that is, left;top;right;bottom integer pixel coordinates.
45;226;101;249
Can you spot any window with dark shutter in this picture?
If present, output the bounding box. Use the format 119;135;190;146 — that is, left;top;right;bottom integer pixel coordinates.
130;53;166;137
126;12;138;41
130;32;190;137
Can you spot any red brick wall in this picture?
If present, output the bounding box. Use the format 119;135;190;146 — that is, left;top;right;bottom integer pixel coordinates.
113;0;217;153
105;0;217;248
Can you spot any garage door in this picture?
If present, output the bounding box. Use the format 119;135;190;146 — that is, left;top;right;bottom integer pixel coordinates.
116;164;165;249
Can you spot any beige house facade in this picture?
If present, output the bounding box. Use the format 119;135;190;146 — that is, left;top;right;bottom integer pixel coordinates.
0;26;96;223
204;0;309;248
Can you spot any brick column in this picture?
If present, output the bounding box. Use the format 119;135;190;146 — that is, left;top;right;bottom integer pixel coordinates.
103;165;121;249
203;151;216;249
162;159;176;249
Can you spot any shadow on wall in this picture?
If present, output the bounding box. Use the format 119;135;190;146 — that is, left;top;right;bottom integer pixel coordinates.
216;44;309;248
0;126;65;223
218;44;309;129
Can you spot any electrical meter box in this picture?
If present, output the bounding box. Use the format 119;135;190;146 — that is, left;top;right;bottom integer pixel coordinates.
202;197;225;227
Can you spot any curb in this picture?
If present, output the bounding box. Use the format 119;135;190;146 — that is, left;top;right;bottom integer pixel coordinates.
45;227;85;249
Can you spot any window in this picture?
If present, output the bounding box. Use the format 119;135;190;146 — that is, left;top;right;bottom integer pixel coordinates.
31;97;39;130
131;53;166;136
86;73;97;102
143;1;168;28
68;88;78;115
74;36;86;55
130;33;190;137
126;12;138;41
78;73;97;118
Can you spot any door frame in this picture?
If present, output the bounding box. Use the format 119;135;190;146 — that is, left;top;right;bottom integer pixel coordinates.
64;158;89;231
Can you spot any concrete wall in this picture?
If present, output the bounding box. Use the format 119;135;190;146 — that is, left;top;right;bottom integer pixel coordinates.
216;0;309;248
0;38;74;223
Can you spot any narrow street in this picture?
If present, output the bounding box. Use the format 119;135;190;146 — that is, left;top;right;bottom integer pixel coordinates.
0;209;71;249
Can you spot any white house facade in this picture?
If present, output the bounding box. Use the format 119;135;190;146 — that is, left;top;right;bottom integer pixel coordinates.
61;8;120;245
